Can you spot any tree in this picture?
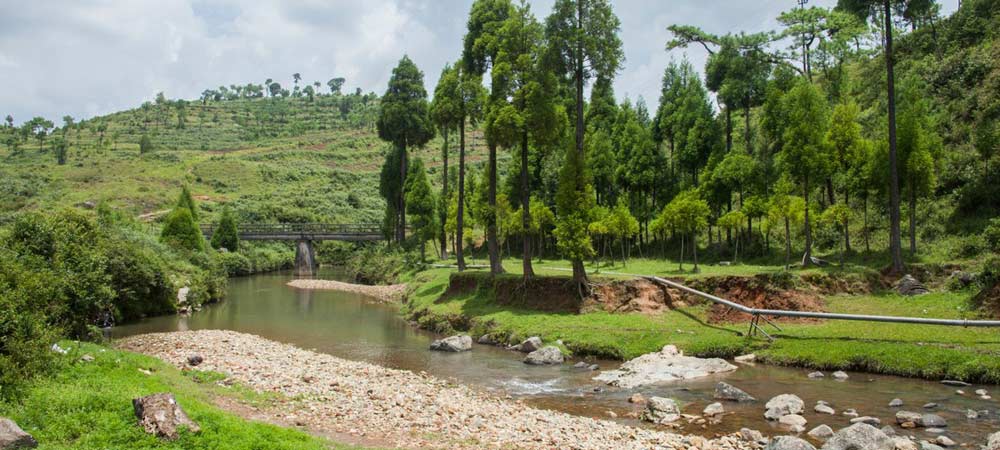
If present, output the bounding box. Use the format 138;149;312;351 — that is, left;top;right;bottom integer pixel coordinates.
327;77;346;95
820;202;852;267
52;136;67;165
177;185;199;222
595;198;639;265
826;101;866;253
768;176;806;270
717;210;746;261
485;0;560;280
897;78;939;257
303;84;316;102
777;80;830;267
545;0;624;285
405;158;438;260
211;206;240;252
463;0;514;275
376;56;435;243
836;0;932;274
160;207;204;252
553;141;597;288
139;134;153;154
654;189;710;271
431;64;462;259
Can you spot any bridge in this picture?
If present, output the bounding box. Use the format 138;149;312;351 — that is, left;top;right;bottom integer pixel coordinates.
201;223;384;276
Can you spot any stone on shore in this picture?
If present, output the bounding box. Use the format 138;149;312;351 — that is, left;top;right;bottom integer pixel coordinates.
986;431;1000;450
0;418;37;449
477;334;495;345
132;393;200;440
820;423;893;450
641;397;681;424
594;345;736;388
896;275;929;296
429;335;472;352
768;436;816;450
715;381;756;402
808;424;834;440
765;394;805;420
517;336;543;353
186;354;204;366
741;428;767;444
734;354;756;364
523;346;563;365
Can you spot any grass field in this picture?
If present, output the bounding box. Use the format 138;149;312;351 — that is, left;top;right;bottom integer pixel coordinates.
0;342;370;450
402;259;1000;384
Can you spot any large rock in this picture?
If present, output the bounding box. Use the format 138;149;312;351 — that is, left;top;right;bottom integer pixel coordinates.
808;424;834;440
593;345;737;388
896;275;929;296
765;394;805;420
429;335;472;352
641;397;681;424
703;402;725;417
0;418;37;449
523;346;563;365
767;436;817;450
986;432;1000;450
820;423;893;450
715;381;756;402
517;336;543;353
132;393;201;440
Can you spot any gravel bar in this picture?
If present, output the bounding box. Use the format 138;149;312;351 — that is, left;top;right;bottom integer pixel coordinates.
286;279;407;303
118;330;760;450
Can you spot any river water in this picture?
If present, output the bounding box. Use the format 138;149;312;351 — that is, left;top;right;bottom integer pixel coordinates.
113;270;1000;445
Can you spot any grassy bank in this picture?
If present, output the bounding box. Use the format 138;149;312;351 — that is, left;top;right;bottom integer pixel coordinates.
402;260;1000;384
0;341;368;450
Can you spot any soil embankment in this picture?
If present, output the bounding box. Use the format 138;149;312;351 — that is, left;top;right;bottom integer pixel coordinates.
287;279;407;303
118;330;756;450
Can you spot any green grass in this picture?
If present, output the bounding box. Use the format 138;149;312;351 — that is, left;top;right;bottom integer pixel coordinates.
403;263;1000;383
0;342;371;450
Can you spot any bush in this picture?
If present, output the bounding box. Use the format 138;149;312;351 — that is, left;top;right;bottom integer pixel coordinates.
217;251;253;276
984;217;1000;253
210;207;239;251
160;207;205;251
345;245;407;285
0;251;61;398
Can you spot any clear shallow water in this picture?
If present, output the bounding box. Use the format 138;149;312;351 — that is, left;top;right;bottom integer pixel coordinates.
113;270;1000;445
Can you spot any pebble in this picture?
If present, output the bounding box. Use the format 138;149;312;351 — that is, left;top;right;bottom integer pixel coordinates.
832;370;849;380
120;330;762;450
976;389;988;396
923;402;938;409
842;408;859;418
814;404;835;415
934;436;956;447
850;416;880;425
808;371;825;379
889;398;904;407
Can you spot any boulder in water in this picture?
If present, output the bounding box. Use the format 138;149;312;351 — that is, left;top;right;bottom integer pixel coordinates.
133;393;200;440
515;336;543;353
896;275;930;296
703;402;724;417
715;381;756;402
765;394;805;420
808;424;834;440
593;345;737;388
0;418;37;449
986;431;1000;450
429;335;472;352
641;397;680;424
523;346;563;365
820;423;893;450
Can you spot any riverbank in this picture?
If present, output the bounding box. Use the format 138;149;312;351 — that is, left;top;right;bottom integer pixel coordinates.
119;330;757;450
287;278;407;303
0;341;361;450
401;262;1000;384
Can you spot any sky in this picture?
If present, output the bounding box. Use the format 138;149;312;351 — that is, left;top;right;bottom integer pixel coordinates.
0;0;959;125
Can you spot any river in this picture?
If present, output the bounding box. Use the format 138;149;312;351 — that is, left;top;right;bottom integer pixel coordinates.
113;269;999;444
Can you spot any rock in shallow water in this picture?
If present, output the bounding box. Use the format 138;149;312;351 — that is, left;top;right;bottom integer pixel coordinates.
767;435;817;450
715;381;756;402
523;346;563;365
820;422;893;450
516;336;543;353
0;417;37;449
429;335;472;352
765;394;805;420
808;424;834;440
641;397;680;424
702;402;724;417
593;345;736;388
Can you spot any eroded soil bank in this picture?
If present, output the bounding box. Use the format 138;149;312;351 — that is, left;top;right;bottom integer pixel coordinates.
118;330;757;450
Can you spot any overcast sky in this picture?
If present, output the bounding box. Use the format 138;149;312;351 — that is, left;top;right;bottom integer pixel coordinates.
0;0;958;125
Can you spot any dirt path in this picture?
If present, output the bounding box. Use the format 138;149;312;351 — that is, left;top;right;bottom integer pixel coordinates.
118;330;759;450
286;279;407;303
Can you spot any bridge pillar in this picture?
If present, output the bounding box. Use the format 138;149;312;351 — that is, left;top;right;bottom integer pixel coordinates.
294;239;318;277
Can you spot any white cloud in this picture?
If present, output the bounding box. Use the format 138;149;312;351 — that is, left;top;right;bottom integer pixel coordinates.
0;0;959;124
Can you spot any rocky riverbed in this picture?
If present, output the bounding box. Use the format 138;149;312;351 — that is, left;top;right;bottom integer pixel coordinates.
286;279;407;303
118;330;759;450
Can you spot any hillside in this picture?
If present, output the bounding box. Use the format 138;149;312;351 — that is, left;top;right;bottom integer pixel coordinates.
0;94;491;225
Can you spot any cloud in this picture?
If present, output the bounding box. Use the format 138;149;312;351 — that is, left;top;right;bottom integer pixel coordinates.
0;0;958;125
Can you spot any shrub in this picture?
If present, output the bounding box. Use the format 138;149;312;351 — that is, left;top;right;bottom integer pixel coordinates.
984;217;1000;253
210;206;239;251
217;251;253;276
160;207;204;251
0;250;61;398
139;134;153;153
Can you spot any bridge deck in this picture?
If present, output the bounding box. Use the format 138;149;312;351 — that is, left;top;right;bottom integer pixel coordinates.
201;223;383;241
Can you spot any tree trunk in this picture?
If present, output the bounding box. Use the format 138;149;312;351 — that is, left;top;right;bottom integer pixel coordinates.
692;232;699;272
863;193;870;254
826;178;835;206
398;143;407;244
844;189;851;253
744;104;752;155
521;131;534;280
487;142;503;275
570;0;587;286
440;128;449;259
725;106;732;152
679;234;684;271
784;217;791;270
885;0;904;275
801;176;813;267
457;120;467;271
909;186;917;258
